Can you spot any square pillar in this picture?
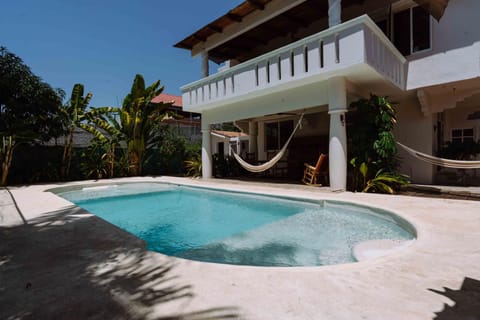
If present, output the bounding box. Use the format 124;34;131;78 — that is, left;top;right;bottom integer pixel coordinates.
201;51;209;78
328;0;342;27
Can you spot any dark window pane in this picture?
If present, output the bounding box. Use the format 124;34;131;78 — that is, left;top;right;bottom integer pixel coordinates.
266;122;278;150
412;6;430;52
452;137;462;143
279;120;294;147
394;9;411;56
218;142;224;156
463;128;474;136
463;137;474;143
452;129;462;137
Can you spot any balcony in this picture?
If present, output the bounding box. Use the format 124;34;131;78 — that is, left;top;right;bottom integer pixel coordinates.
181;15;406;113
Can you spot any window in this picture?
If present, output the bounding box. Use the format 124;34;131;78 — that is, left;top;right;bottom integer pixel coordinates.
217;142;224;156
265;120;294;150
393;6;431;56
452;128;474;143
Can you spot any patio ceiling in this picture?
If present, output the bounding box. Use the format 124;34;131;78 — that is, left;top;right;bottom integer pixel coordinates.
174;0;449;64
175;0;381;64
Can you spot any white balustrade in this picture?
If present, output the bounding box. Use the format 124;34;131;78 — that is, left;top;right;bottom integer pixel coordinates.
181;15;406;111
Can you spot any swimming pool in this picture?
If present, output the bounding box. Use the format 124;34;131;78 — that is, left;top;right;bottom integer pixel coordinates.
56;183;415;267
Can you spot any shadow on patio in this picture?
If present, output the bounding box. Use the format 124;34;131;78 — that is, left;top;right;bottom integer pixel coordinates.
0;206;240;319
430;277;480;320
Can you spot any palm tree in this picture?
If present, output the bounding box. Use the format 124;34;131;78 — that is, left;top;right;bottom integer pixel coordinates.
116;74;173;176
60;84;116;179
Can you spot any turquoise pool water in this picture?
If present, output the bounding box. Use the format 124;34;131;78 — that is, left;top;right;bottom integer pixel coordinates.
57;183;414;267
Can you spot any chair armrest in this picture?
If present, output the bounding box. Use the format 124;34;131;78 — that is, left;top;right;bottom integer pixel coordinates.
304;163;315;170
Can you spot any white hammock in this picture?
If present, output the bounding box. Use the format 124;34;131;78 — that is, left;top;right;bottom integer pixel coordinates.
232;114;304;173
397;142;480;169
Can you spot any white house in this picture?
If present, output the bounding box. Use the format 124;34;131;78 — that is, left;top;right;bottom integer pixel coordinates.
211;130;250;158
175;0;480;189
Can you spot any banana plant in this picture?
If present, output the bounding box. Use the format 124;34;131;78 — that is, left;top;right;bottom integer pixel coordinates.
60;84;116;179
363;169;410;194
114;74;175;176
351;157;409;194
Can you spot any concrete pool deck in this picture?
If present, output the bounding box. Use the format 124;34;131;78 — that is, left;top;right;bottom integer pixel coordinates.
1;176;480;319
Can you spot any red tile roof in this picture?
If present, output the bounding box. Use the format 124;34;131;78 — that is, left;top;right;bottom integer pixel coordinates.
151;93;182;107
212;130;248;138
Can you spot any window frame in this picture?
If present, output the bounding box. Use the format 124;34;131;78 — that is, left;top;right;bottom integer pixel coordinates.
388;4;433;56
264;119;294;151
451;128;475;143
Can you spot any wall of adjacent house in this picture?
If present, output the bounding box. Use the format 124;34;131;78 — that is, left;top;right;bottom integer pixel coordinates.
407;0;480;90
394;98;435;184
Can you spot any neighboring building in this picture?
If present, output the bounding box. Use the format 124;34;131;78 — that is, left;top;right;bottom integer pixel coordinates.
175;0;480;188
151;93;202;142
211;130;250;158
45;127;95;148
48;94;202;148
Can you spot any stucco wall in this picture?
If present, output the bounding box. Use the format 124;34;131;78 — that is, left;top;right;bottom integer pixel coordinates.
407;0;480;90
394;98;435;184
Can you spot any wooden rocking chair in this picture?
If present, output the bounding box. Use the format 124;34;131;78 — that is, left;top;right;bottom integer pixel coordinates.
302;153;328;186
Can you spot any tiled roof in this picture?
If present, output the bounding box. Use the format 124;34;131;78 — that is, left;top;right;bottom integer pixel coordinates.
151;93;182;107
212;130;249;138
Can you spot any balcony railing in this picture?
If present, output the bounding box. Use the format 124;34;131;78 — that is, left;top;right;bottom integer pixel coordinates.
182;15;406;111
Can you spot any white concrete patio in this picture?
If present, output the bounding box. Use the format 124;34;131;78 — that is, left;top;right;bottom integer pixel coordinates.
1;176;479;319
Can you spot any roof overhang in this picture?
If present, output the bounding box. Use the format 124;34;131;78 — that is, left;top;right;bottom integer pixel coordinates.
412;0;449;21
175;0;379;64
174;0;449;65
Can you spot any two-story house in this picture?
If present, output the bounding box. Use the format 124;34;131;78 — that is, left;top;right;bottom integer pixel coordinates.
175;0;480;189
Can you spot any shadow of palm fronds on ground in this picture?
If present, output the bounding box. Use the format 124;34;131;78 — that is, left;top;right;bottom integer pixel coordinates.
0;206;240;320
429;277;480;320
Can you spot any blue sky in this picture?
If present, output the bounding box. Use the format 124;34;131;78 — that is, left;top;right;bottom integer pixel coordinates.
0;0;242;107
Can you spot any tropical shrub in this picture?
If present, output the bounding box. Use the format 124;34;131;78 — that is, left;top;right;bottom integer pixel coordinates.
59;83;115;180
0;47;64;185
80;139;110;179
348;95;409;193
185;154;202;178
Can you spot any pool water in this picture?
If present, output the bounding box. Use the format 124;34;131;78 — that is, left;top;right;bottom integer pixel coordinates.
58;183;414;267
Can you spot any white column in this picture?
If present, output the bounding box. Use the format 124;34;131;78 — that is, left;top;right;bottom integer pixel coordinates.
248;121;258;155
201;51;209;78
328;77;348;191
201;119;212;179
328;0;342;27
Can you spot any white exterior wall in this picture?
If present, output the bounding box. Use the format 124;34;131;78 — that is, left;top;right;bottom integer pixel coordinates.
395;98;435;184
407;0;480;90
